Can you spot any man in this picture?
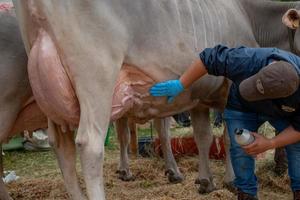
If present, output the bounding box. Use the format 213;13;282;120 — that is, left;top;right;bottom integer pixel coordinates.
149;44;300;200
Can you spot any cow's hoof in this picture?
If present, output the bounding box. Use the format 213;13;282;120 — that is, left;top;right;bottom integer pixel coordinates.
165;169;184;183
116;170;136;181
195;178;216;194
223;181;237;194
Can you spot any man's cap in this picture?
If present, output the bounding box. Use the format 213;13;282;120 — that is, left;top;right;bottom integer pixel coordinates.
239;61;299;101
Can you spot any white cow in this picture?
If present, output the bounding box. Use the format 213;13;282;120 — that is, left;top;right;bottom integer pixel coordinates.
0;4;230;200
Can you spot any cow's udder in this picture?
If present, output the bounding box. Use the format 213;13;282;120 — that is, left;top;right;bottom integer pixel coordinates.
112;65;198;123
28;28;80;127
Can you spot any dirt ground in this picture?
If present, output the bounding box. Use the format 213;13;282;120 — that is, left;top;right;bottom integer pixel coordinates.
1;123;292;200
3;148;292;200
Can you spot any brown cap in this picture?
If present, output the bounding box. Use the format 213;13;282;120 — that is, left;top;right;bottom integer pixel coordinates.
239;61;299;101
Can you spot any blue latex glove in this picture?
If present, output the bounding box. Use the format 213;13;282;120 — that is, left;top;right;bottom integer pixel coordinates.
149;79;184;103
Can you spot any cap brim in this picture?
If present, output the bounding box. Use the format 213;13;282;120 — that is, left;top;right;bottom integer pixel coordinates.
239;74;266;101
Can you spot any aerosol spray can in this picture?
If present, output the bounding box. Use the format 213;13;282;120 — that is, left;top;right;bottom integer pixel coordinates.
234;128;255;146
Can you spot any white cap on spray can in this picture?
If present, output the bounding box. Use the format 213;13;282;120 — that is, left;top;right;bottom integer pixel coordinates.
234;128;255;146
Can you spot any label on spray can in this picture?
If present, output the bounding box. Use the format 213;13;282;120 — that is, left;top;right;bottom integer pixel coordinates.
234;128;255;146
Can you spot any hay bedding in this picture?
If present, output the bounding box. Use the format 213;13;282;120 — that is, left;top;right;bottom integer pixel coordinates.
5;151;292;200
7;179;68;200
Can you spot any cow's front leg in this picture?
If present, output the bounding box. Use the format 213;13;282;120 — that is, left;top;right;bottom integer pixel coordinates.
191;107;216;194
223;125;236;192
116;118;135;181
47;119;85;200
154;117;184;183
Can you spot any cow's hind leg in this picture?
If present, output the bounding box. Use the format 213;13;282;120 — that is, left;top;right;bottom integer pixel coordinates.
75;78;119;200
48;119;85;200
0;145;9;200
0;179;12;200
0;144;3;177
116;117;135;181
0;102;20;200
70;37;123;199
191;107;216;193
154;117;184;183
76;112;107;200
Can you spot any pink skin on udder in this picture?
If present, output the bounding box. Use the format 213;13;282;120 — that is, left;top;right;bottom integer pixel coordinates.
28;29;80;126
111;65;198;123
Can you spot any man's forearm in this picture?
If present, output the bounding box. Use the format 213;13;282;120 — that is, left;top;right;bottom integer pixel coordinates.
179;59;207;88
270;126;300;148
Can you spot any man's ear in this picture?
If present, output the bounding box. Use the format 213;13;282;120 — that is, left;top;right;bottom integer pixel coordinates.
282;9;300;29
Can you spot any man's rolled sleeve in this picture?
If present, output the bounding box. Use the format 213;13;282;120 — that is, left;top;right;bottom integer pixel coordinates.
199;44;255;82
199;45;229;76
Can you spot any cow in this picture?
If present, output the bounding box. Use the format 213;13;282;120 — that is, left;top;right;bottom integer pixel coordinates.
10;0;300;200
0;3;228;199
0;4;227;199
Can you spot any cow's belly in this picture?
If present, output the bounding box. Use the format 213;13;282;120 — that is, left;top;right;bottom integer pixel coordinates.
28;28;228;126
112;67;228;123
28;29;201;125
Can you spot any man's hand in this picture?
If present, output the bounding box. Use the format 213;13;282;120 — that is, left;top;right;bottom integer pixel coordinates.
243;132;274;156
149;80;184;103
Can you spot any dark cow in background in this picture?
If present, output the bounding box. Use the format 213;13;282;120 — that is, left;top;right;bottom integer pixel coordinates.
0;3;86;200
3;0;300;200
0;4;47;200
